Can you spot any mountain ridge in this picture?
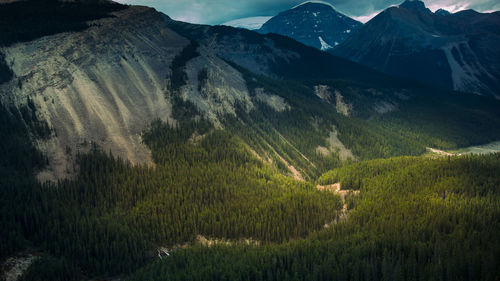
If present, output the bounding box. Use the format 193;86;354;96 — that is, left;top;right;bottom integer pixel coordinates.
331;0;500;98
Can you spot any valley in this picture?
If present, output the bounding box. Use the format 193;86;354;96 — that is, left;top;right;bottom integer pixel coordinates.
427;140;500;156
452;141;500;155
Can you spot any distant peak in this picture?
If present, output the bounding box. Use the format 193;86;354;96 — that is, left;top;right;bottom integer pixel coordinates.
453;9;480;16
292;1;337;11
434;8;451;15
400;0;431;13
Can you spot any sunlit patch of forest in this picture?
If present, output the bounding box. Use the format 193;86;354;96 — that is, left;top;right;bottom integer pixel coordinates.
127;154;500;281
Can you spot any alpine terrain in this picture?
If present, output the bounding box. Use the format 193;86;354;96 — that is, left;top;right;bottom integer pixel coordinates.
332;0;500;98
0;0;499;280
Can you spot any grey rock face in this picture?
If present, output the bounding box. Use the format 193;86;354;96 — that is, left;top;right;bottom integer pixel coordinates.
0;7;187;180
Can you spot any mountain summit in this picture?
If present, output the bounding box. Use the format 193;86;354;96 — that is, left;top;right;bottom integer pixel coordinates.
435;8;451;15
258;1;362;50
399;0;432;13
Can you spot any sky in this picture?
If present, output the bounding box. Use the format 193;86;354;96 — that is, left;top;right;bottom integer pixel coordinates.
114;0;500;24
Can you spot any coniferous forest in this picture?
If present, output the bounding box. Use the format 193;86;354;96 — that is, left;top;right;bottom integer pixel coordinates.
127;154;500;281
1;97;499;280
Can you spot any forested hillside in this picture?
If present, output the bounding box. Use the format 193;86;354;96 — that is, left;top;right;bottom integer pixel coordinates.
221;64;500;179
3;99;498;280
1;114;343;276
160;20;500;180
127;154;500;281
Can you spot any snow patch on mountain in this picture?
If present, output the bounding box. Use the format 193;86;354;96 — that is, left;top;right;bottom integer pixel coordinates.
318;36;333;51
222;16;272;30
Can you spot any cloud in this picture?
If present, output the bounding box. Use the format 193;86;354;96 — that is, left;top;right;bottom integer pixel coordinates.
351;10;382;23
426;2;470;12
115;0;500;25
115;0;295;24
424;0;500;13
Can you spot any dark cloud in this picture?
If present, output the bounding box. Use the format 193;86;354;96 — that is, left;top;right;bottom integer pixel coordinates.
115;0;500;24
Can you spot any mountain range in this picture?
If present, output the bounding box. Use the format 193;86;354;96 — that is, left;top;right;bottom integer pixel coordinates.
332;0;500;98
0;0;498;191
0;0;499;280
2;1;498;181
225;0;500;98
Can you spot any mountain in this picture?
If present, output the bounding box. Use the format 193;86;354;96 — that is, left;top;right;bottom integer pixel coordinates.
331;0;500;98
1;0;499;181
222;16;272;30
1;1;500;280
258;1;362;51
435;8;451;15
1;3;186;181
399;0;431;13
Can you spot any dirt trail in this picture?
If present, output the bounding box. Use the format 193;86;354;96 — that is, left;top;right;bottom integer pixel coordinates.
195;235;259;247
426;147;454;156
153;235;260;259
284;164;303;181
316;183;359;226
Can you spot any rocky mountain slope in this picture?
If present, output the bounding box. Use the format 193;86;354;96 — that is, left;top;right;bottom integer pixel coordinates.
1;0;499;183
331;0;500;98
258;1;362;51
1;6;187;181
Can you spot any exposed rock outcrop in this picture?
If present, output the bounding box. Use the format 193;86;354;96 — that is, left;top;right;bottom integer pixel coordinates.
0;7;187;181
